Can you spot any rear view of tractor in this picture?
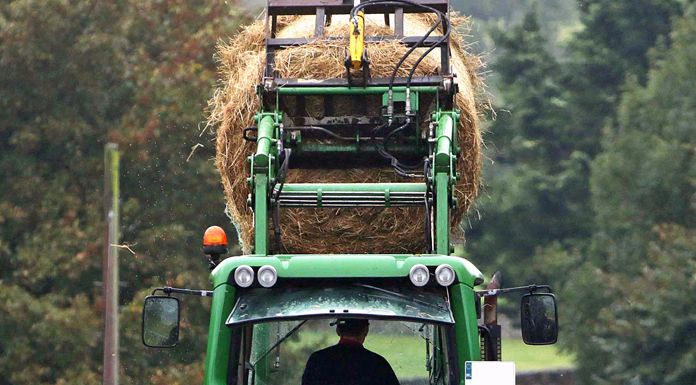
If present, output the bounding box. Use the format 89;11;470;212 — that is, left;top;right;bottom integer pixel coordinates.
142;2;559;384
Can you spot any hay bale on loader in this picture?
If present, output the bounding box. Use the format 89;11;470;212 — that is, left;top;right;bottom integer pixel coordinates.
208;14;484;254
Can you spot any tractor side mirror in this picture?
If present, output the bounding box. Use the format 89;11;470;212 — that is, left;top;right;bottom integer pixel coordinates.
142;295;180;348
520;293;558;345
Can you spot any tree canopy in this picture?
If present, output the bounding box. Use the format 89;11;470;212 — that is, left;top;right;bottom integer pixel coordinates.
0;1;246;383
467;1;694;384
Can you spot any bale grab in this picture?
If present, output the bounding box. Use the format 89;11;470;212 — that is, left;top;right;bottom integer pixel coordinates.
208;12;484;254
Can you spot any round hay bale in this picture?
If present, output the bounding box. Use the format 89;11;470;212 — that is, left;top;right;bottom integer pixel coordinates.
208;13;484;254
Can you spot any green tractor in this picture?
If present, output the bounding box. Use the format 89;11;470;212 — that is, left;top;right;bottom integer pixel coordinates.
142;1;558;384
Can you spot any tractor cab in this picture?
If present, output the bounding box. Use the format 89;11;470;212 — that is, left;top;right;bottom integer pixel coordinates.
143;252;558;385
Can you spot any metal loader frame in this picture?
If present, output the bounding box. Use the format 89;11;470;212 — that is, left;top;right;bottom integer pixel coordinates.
246;0;460;256
263;0;452;90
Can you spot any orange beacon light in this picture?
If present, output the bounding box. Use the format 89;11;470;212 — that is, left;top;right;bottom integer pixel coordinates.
203;226;228;268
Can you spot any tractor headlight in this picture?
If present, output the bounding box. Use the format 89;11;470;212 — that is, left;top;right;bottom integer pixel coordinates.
234;265;254;287
257;265;278;288
435;264;455;286
409;264;430;287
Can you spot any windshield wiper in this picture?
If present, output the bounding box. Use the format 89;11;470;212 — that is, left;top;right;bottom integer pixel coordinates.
251;320;308;369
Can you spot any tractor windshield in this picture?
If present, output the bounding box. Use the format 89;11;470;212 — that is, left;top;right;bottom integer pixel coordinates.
238;319;457;385
226;284;454;326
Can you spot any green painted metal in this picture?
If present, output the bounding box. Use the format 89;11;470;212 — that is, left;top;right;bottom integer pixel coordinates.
435;172;450;255
293;142;420;155
182;3;500;382
251;112;280;255
253;114;276;169
276;86;439;95
203;284;236;385
254;173;268;255
281;183;426;193
431;110;458;255
211;254;483;288
382;90;419;111
449;283;482;365
202;254;484;384
434;112;455;174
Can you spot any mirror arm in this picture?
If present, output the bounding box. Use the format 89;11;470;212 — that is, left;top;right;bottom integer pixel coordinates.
476;284;552;298
152;286;213;297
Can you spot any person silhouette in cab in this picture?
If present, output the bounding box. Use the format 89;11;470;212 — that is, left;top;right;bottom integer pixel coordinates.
301;318;400;385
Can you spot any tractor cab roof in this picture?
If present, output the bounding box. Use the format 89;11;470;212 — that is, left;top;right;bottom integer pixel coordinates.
210;254;484;289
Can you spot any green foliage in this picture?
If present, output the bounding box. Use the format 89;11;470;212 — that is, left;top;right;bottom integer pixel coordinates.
466;12;591;290
453;0;580;55
563;0;683;155
0;1;247;383
595;225;695;385
455;0;576;23
469;3;693;383
573;0;681;83
564;7;696;383
470;0;681;259
0;3;128;382
488;13;569;165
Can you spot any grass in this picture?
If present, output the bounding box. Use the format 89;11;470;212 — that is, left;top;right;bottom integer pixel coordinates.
501;339;575;371
287;328;575;380
365;334;429;379
365;336;575;377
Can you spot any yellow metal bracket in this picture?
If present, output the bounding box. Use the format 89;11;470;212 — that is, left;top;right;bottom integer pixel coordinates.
349;10;365;70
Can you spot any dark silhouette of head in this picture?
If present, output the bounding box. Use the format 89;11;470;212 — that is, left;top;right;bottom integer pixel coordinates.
336;319;370;343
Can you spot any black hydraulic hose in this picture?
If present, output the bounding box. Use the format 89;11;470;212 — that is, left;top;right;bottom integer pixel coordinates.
407;17;450;87
371;121;423;177
383;120;412;143
383;124;423;170
272;148;291;253
273;148;292;203
383;121;425;169
350;0;449;128
349;0;445;90
386;8;442;90
423;158;432;252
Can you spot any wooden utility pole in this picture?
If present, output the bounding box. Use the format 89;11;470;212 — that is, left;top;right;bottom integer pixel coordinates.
103;143;120;385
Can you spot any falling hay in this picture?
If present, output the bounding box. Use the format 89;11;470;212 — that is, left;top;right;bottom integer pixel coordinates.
208;14;484;254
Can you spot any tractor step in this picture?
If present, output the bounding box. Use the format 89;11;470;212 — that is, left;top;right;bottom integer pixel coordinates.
275;183;427;207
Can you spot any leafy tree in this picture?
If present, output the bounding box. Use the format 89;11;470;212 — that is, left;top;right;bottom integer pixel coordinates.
453;0;579;39
564;5;696;383
0;1;247;383
0;3;130;382
563;0;683;156
466;11;591;291
467;9;692;384
467;0;685;306
452;0;580;58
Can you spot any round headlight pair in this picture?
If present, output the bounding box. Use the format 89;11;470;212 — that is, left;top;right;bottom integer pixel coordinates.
409;264;456;287
233;265;277;288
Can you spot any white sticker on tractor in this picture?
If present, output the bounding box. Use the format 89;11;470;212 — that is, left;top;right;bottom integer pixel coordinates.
464;361;515;385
